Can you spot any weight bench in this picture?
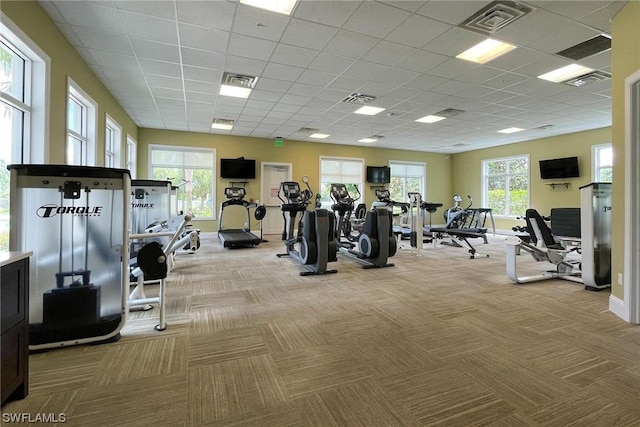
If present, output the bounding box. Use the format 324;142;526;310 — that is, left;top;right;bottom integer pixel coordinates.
430;227;489;259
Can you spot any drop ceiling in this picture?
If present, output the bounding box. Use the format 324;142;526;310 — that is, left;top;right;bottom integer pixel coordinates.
38;0;626;153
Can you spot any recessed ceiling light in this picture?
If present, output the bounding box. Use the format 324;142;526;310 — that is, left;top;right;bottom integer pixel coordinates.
416;115;446;124
219;84;252;98
537;64;594;83
310;133;330;139
354;106;385;116
456;38;517;64
497;127;525;134
359;138;377;143
211;123;233;130
240;0;298;15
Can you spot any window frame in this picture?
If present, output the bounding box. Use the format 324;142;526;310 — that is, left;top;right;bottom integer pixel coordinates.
105;114;122;168
482;154;530;218
126;134;137;178
1;15;49;164
148;144;217;220
66;77;97;166
319;156;365;209
388;160;426;203
592;143;613;182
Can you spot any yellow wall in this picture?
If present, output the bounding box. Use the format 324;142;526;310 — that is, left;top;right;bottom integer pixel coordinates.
610;0;640;300
138;128;452;231
452;127;611;230
1;1;137;164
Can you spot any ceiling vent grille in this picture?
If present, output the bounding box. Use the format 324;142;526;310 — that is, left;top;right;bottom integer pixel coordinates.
434;108;465;118
371;135;385;140
341;93;377;104
459;1;533;35
212;118;235;126
221;72;258;88
534;124;554;130
556;35;611;61
297;127;319;134
563;70;611;87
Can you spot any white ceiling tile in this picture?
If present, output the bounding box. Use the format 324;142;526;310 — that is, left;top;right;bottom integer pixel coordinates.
222;55;267;76
131;38;180;63
481;73;529;90
324;30;378;59
316;88;350;103
115;1;176;20
261;63;305;82
527;22;600;54
89;49;139;69
72;26;133;54
182;66;222;83
296;70;337;87
250;90;283;103
119;10;178;44
403;74;448;91
511;55;572;78
342;61;390;81
146;75;183;90
454;66;504;84
228;33;276;62
232;4;290;42
281;18;339;50
151;87;184;100
361;41;415;66
308;53;355;74
293;1;360;27
139;58;182;77
385;14;451;48
270;44;318;68
272;103;302;113
55;24;83;47
579;2;625;32
176;1;236;31
375;68;420;86
287;83;323;97
184;80;217;95
343;1;411;39
280;94;311;106
181;47;225;70
52;1;125;34
179;23;229;53
255;77;294;93
396;49;449;73
427;58;479;79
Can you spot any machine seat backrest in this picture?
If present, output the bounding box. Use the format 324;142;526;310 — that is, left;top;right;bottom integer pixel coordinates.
525;209;563;250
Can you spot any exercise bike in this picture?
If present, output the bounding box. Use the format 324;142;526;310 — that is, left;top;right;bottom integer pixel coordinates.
330;183;396;268
276;177;338;276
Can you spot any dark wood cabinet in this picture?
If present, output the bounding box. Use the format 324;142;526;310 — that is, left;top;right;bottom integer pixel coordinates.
1;252;31;407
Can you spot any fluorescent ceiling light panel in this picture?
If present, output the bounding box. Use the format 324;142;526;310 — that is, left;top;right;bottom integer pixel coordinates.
211;123;233;130
456;38;517;64
537;64;594;83
310;133;330;139
497;127;525;134
359;138;377;143
354;106;385;116
416;115;446;124
219;84;252;98
240;0;298;15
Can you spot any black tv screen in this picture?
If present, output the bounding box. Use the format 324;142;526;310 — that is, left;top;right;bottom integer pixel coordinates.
220;158;256;179
539;156;580;179
366;166;391;184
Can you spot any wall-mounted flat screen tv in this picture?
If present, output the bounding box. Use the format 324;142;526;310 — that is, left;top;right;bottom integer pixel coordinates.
539;156;580;179
220;158;256;179
366;166;391;184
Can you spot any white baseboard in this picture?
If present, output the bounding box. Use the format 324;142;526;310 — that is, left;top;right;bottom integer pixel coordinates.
609;294;628;322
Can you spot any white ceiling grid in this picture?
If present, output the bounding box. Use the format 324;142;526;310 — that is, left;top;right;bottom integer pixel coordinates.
36;0;626;153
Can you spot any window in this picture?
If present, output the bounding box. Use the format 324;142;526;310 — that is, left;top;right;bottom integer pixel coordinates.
1;17;49;251
482;155;529;217
593;144;612;182
105;114;122;168
389;161;426;203
319;156;364;209
126;135;137;178
149;145;216;219
67;78;96;166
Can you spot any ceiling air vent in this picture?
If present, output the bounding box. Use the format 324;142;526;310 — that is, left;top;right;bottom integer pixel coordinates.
221;72;258;89
297;127;319;134
563;70;611;87
341;93;377;104
459;1;533;35
212;118;234;126
434;108;465;118
534;124;554;130
556;35;611;61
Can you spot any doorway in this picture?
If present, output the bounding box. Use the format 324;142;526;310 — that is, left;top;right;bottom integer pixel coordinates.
260;162;292;235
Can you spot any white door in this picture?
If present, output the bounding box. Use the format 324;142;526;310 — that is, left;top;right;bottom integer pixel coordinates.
261;162;292;235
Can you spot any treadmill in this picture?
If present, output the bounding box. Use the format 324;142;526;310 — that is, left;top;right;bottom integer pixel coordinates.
218;187;262;248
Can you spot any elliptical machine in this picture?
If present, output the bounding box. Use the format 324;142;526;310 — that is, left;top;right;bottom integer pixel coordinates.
276;177;338;276
330;183;396;268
